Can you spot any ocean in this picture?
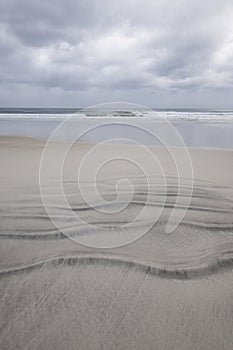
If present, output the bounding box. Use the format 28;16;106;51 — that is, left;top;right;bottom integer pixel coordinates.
0;108;233;148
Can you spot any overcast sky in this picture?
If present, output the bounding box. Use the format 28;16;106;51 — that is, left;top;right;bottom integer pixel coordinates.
0;0;233;108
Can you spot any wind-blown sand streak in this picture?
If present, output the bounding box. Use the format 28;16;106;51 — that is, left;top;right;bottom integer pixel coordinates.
1;250;233;279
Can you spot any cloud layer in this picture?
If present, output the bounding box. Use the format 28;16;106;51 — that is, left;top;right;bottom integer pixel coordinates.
0;0;233;107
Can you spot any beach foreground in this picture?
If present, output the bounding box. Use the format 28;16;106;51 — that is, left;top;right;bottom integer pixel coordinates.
1;136;233;350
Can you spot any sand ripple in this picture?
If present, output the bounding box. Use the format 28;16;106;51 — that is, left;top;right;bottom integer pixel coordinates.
1;176;233;278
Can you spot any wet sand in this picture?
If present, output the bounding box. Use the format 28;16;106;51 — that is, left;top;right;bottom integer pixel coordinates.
0;137;233;350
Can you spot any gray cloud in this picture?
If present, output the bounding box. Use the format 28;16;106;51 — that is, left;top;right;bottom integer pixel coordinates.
0;0;233;107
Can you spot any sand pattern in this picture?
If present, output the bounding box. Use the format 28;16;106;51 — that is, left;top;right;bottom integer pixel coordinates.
1;137;233;349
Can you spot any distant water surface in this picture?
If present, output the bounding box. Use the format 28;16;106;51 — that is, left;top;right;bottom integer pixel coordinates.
0;108;233;149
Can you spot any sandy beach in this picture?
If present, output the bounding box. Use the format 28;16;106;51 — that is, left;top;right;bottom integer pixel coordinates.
1;0;233;347
0;136;233;349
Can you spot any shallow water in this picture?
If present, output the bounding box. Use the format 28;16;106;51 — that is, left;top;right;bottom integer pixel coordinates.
0;109;233;148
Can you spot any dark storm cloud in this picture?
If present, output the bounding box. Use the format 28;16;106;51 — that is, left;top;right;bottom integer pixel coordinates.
0;0;233;106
